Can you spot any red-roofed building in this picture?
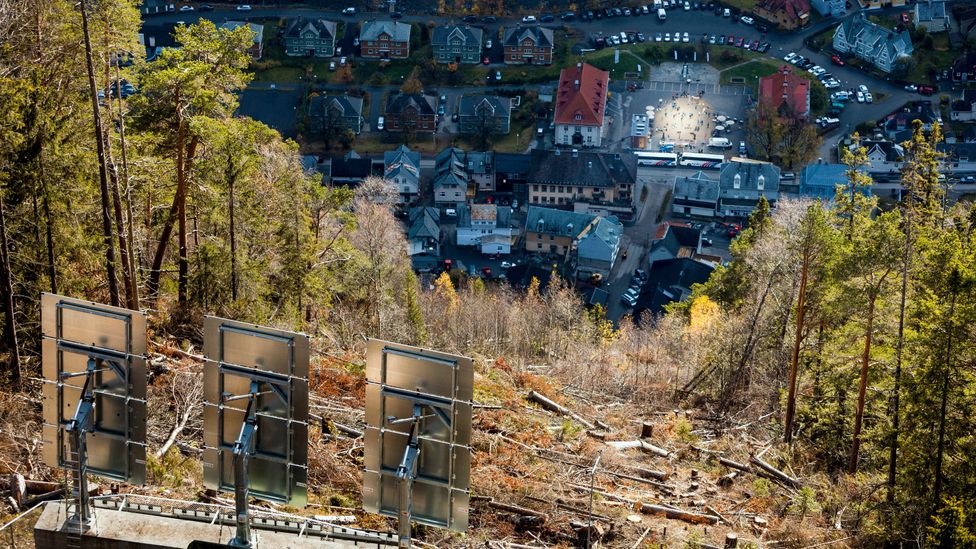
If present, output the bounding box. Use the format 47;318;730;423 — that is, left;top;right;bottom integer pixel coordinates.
554;62;610;147
754;0;810;30
758;67;810;119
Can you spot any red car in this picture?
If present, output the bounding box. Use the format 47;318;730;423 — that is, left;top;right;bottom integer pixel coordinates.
750;39;760;50
481;267;492;277
735;37;745;47
919;85;936;95
831;55;845;66
727;35;735;45
901;12;910;24
482;56;490;65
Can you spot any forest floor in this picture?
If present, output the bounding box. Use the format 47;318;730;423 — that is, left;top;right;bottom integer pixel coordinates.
0;346;852;548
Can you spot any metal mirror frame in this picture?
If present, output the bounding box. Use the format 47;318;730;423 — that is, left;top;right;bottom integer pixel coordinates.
362;339;473;546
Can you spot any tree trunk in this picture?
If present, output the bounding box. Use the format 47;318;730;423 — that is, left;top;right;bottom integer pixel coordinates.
888;194;913;506
228;169;237;301
784;247;809;443
146;92;195;303
0;193;21;388
849;293;876;474
80;0;119;306
115;57;139;310
932;287;956;512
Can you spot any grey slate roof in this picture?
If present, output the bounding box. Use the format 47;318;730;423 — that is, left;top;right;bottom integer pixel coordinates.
577;216;623;262
525;206;596;238
503;26;554;48
459;95;512;117
527;150;636;189
431;24;483;46
465;151;493;175
360;20;411;42
836;14;913;60
916;0;947;23
434;147;469;191
284;18;336;41
719;161;782;201
384;145;420;182
385;93;436;116
310;94;363;118
407;207;440;240
674;171;720;203
635;258;715;318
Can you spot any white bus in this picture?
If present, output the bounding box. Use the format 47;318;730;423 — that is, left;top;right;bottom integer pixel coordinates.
635;151;678;167
679;152;725;169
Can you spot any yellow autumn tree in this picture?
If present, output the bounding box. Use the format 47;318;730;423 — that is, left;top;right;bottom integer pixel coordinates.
435;271;460;311
687;295;719;335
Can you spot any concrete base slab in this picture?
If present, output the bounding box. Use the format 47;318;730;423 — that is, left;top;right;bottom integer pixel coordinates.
34;501;390;549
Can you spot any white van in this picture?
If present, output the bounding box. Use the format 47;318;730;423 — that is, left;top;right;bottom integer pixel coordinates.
376;116;385;131
658;8;667;20
709;137;732;148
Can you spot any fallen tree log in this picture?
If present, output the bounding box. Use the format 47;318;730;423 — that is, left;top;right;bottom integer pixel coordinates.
750;456;801;488
718;457;752;474
24;484;100;508
527;390;596;430
485;499;548;521
637;502;719;525
630;465;669;481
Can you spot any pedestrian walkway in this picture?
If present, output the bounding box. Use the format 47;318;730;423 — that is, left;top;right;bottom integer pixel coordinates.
644;80;752;96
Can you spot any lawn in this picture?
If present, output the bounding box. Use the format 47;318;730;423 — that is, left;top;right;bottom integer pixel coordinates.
718;58;781;91
720;0;758;12
907;32;956;84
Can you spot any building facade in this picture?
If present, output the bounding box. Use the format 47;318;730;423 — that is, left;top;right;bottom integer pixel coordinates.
384;145;421;204
360;20;411;59
384;93;437;133
554;63;610;147
527;149;635;210
308;94;364;135
457;95;512;135
431;25;483;64
833;15;913;73
717;161;781;218
754;0;810;30
502;26;554;65
283;18;336;57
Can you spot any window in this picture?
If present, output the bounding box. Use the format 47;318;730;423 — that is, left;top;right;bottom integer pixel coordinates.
533;184;539;191
733;173;741;189
533;196;539;203
575;114;582;121
368;49;375;54
577;187;583;193
558;186;565;193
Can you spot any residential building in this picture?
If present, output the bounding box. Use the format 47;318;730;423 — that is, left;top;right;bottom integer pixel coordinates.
754;0;810;30
952;52;976;83
456;204;516;254
963;125;976;143
554;63;610;147
524;206;597;257
407;207;440;271
631;114;650;149
383;145;421;204
937;142;976;172
494;152;531;198
431;25;483;64
465;151;495;191
832;15;913;73
283;18;336;57
647;222;702;265
634;258;715;320
222;21;264;60
758;66;810;119
854;139;904;173
798;163;864;200
526;149;636;214
505;264;555;293
672;171;721;218
811;0;844;18
384;93;437;133
360;20;411;60
502;26;555;65
717;161;781;218
326;151;375;187
883;102;941;138
457;95;513;135
951;89;976;121
576;216;623;280
433;148;470;207
860;0;905;10
915;0;949;31
308;94;364;135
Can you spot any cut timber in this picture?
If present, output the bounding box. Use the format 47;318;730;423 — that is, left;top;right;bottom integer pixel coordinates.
486;499;548;521
750;455;801;488
586;430;609;440
718;457;752;474
605;439;670;458
725;532;739;548
25;479;60;494
641;421;654;439
631;465;668;481
527;390;596;430
8;474;24;504
637;502;719;525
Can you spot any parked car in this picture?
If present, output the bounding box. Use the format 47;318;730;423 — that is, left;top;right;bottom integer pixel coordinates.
198;4;214;10
376;116;385;131
740;15;754;24
919;85;936;95
904;83;918;92
486;39;493;49
236;4;252;11
785;52;798;63
339;56;347;66
901;11;910;24
522;15;537;23
664;32;671;41
864;92;873;103
723;7;731;16
856;90;865;103
831;55;845;66
540;14;555;22
727;35;735;45
482;56;490;65
758;42;770;52
463;14;478;23
858;84;869;93
735;36;744;47
561;11;576;20
655;32;663;41
683;31;689;42
637;32;646;42
179;5;194;11
341;6;356;13
495;70;502;81
708;34;716;44
482;15;497;22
